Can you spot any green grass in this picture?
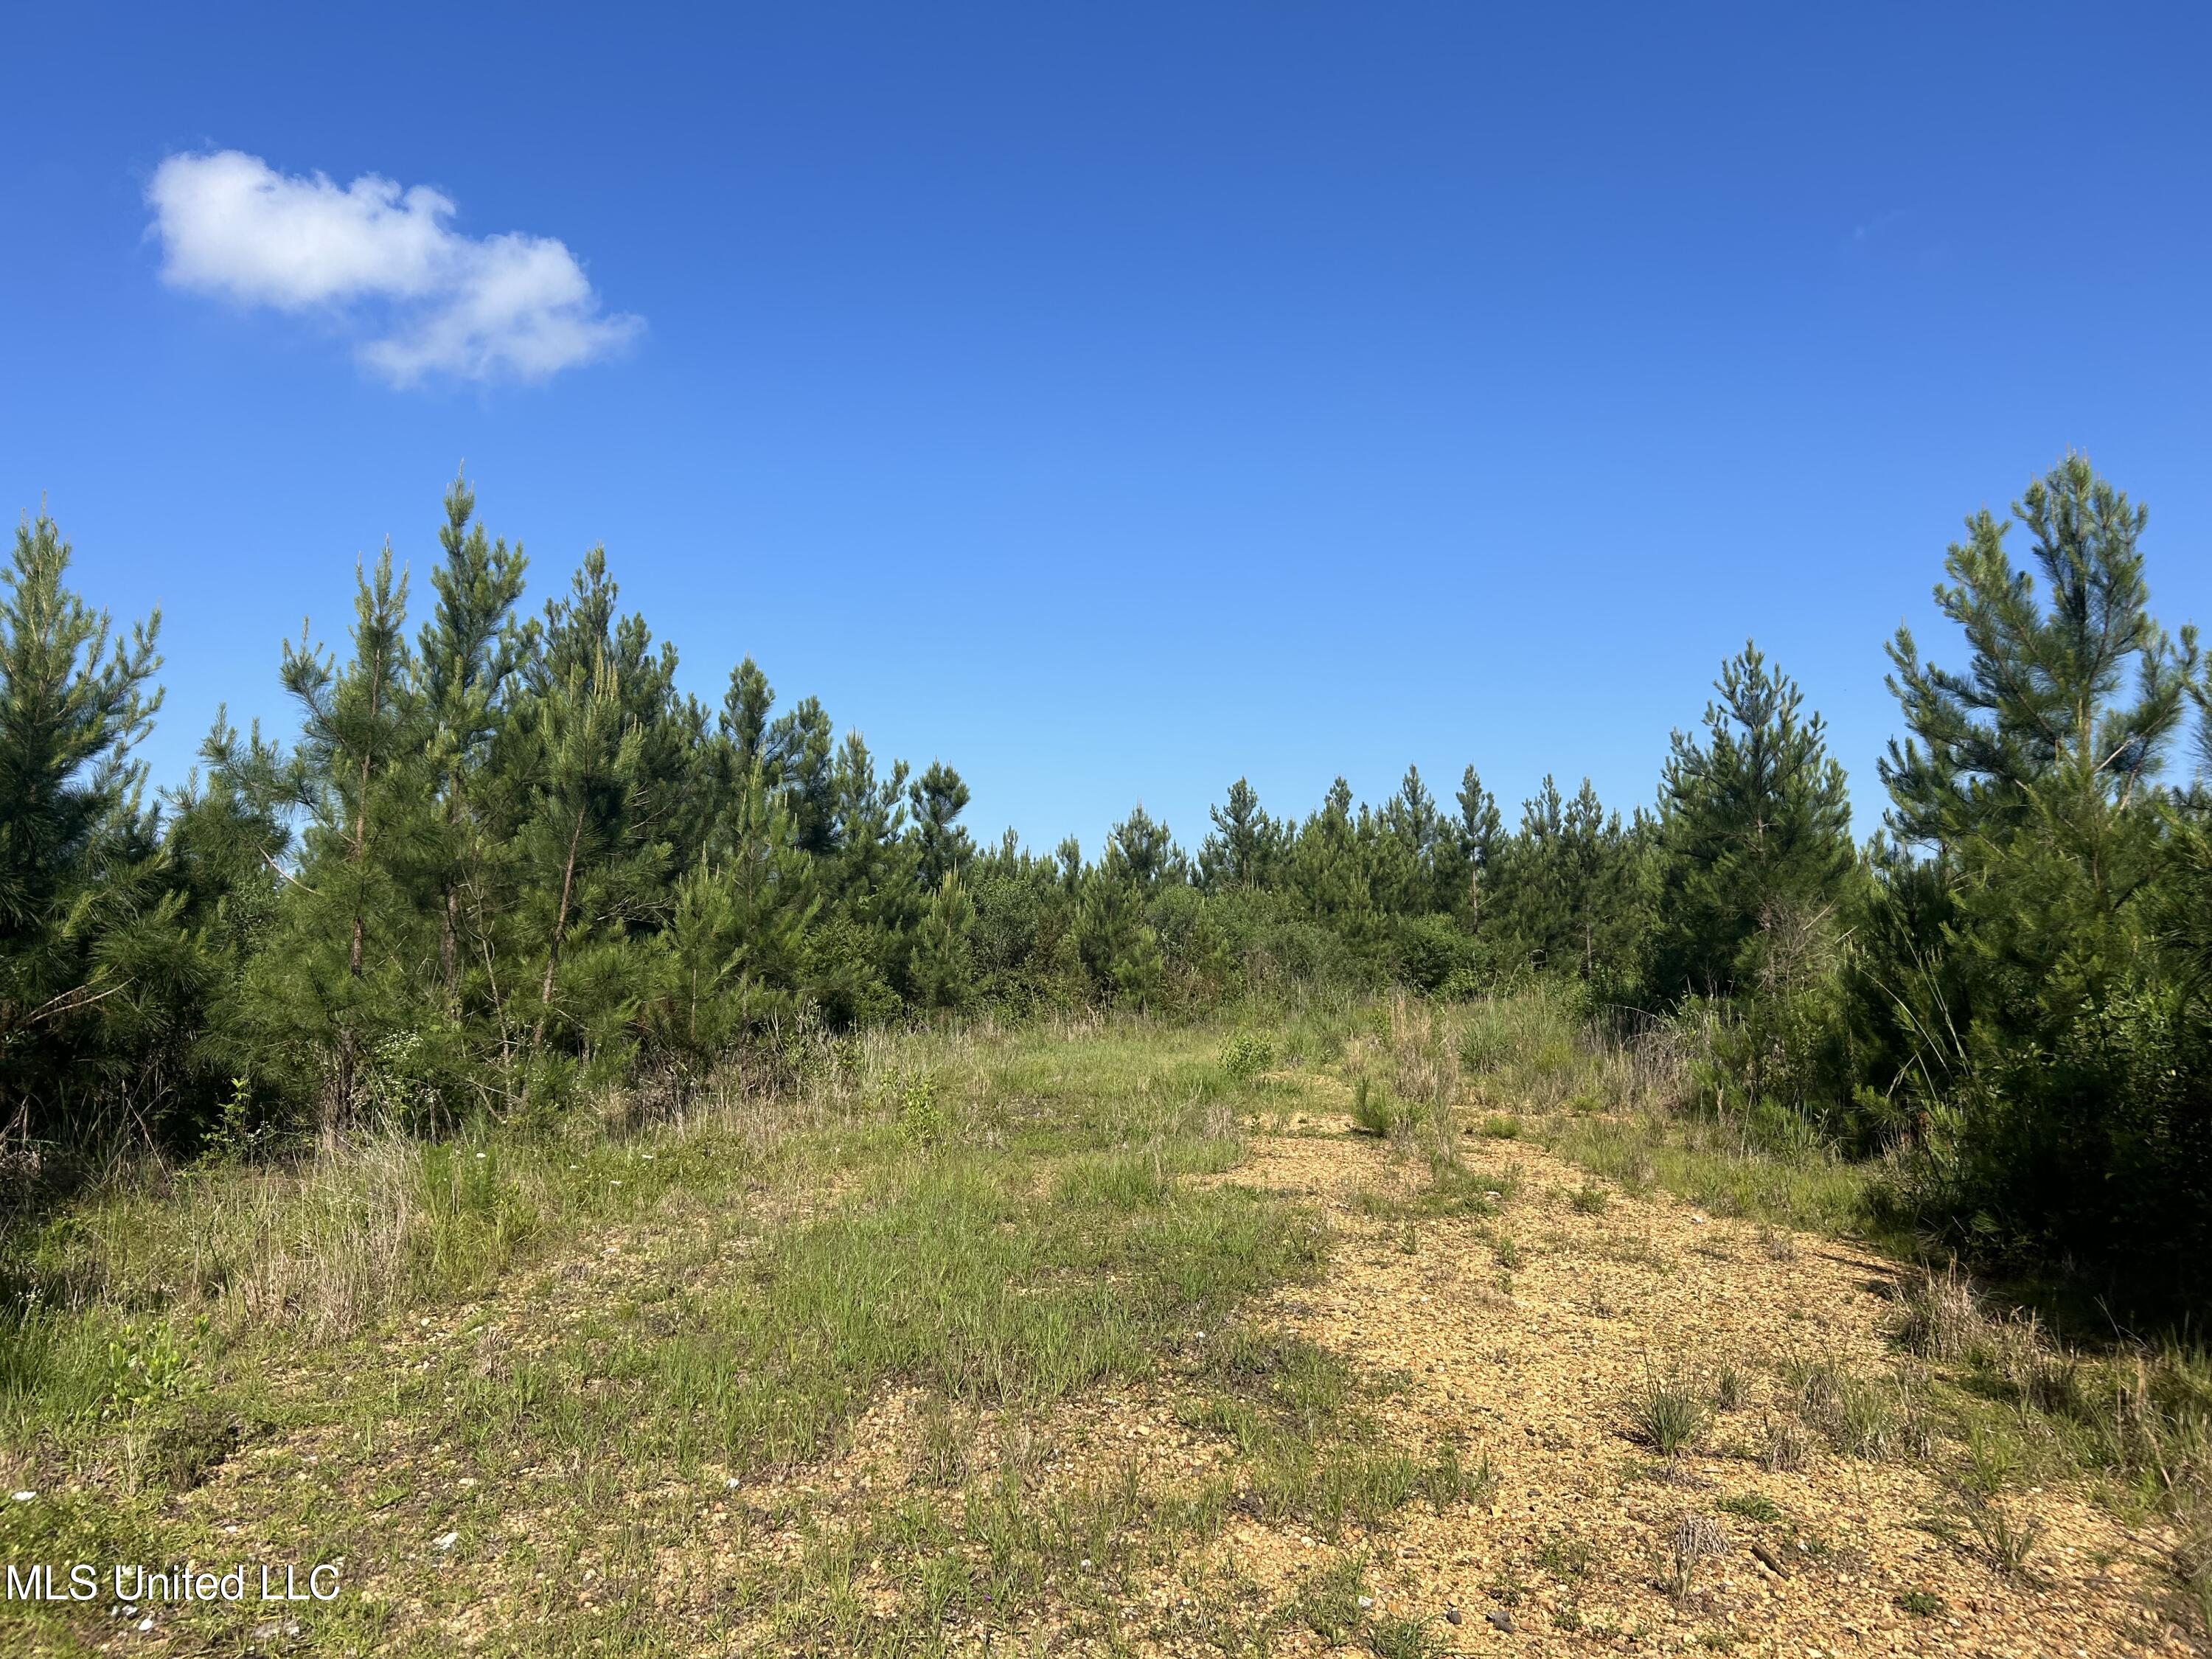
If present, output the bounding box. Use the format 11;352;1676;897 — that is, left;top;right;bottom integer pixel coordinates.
1570;1182;1610;1214
1540;1110;1885;1237
1716;1492;1783;1525
0;1012;1490;1655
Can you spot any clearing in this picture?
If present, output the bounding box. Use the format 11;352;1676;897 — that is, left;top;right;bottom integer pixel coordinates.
0;1002;2197;1656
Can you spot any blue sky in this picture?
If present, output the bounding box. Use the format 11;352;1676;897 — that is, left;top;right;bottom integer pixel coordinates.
7;4;2211;853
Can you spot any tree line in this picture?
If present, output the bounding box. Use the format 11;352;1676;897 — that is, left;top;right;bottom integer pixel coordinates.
4;457;2208;1304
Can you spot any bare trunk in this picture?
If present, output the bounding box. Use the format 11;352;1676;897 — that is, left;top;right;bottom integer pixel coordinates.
533;807;588;1048
347;656;384;981
440;886;461;1012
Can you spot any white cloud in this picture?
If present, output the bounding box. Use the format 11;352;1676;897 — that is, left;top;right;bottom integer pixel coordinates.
146;150;642;385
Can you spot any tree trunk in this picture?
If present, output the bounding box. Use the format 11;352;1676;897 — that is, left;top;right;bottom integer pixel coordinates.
533;807;588;1048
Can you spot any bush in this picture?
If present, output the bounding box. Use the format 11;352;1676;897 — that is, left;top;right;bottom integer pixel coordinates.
1220;1034;1276;1081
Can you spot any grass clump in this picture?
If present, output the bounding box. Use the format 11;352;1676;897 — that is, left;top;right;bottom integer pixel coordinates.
1627;1366;1710;1457
1762;1419;1809;1472
1351;1075;1420;1138
1711;1362;1748;1413
1544;1113;1880;1238
1366;1613;1440;1658
1293;1552;1368;1641
1961;1491;2045;1577
1714;1492;1781;1524
1789;1358;1930;1461
1411;1156;1511;1218
1891;1265;1985;1362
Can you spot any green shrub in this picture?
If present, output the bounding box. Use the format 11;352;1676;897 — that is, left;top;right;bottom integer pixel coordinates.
1220;1034;1276;1080
897;1069;945;1147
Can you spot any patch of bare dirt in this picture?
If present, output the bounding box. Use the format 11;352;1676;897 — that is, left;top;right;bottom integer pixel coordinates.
1190;1109;2189;1657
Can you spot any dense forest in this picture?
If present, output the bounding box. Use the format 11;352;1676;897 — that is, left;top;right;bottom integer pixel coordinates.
4;456;2208;1307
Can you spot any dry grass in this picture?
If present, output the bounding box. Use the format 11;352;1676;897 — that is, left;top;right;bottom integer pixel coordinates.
1665;1512;1731;1599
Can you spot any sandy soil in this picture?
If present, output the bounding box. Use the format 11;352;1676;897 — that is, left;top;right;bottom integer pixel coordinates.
1177;1110;2191;1658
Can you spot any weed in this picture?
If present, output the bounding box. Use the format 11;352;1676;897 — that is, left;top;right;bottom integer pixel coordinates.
1366;1615;1437;1658
1960;1491;2045;1577
1534;1532;1596;1581
1352;1076;1399;1137
1891;1265;1985;1362
1762;1419;1809;1472
1628;1366;1710;1457
1960;1422;2019;1498
1791;1358;1921;1460
1221;1034;1276;1082
1543;1112;1879;1239
1711;1362;1747;1413
1896;1589;1946;1617
916;1397;975;1486
1666;1513;1731;1599
1715;1492;1781;1525
1294;1552;1368;1641
147;1400;241;1490
897;1068;945;1147
1478;1114;1522;1140
1416;1442;1496;1510
2174;1525;2212;1638
1570;1183;1610;1214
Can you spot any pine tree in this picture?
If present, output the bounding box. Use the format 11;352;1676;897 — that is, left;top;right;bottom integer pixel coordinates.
513;644;658;1062
1449;765;1505;927
766;695;837;856
1200;777;1283;891
1868;456;2205;1287
416;471;527;1018
648;764;819;1068
1882;453;2193;848
801;732;911;1025
1074;807;1184;1006
908;760;974;891
721;656;774;774
1377;765;1441;916
0;511;167;1140
909;872;978;1011
1497;776;1652;995
1653;643;1854;999
1290;778;1376;933
1105;804;1183;893
251;546;432;1122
